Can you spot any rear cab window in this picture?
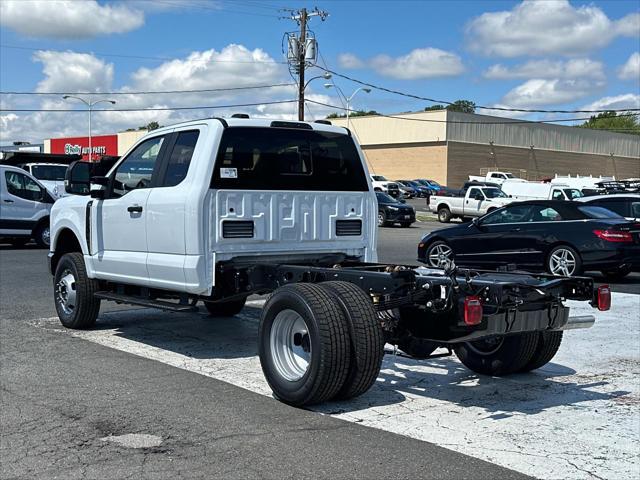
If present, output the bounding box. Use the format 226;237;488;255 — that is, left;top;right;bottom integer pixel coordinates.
211;127;368;191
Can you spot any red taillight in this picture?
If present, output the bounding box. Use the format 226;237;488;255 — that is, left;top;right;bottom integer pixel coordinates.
464;296;483;325
597;285;611;311
593;229;633;243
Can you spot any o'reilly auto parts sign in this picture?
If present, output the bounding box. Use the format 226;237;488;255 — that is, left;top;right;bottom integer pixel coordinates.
51;134;118;161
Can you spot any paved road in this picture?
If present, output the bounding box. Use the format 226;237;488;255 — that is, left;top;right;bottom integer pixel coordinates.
0;245;529;479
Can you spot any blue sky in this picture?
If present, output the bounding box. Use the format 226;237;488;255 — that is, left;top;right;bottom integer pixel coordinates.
0;0;638;143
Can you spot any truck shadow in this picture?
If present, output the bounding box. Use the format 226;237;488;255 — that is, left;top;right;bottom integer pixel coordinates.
320;354;630;417
95;306;630;416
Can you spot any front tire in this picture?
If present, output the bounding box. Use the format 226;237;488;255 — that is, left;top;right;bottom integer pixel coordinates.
203;297;246;317
320;281;385;400
377;211;387;227
258;283;350;406
34;223;50;248
424;240;454;268
438;207;452;223
547;245;582;276
54;252;100;329
454;333;539;376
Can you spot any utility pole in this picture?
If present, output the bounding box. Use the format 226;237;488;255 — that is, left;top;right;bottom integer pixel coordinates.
284;7;328;121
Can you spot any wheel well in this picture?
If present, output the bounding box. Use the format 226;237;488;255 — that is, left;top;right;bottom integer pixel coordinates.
437;203;450;212
32;216;49;235
51;229;82;273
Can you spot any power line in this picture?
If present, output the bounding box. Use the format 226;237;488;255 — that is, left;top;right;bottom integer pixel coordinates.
0;44;289;65
306;99;639;125
0;99;297;113
313;66;640;114
154;0;282;18
0;83;296;96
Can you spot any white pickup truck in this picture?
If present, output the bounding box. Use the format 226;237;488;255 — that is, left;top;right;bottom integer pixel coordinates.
429;185;512;222
49;116;605;406
500;182;583;201
468;171;527;185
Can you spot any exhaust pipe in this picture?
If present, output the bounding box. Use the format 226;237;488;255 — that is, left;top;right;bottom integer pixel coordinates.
553;315;595;331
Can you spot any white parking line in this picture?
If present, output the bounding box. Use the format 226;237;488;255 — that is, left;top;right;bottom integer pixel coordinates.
35;293;640;480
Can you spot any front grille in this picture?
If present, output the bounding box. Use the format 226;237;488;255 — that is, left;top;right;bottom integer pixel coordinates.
222;220;254;238
336;219;362;236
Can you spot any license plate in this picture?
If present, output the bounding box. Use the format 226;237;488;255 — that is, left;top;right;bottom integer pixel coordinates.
404;215;411;219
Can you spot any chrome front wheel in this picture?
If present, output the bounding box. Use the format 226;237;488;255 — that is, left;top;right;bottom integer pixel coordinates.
427;242;453;268
55;269;77;316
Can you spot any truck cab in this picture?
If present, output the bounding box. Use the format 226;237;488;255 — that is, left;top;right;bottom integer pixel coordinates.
50;118;377;295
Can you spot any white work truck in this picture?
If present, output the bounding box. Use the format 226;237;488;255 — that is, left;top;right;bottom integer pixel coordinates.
429;186;512;222
49;117;607;406
468;171;527;185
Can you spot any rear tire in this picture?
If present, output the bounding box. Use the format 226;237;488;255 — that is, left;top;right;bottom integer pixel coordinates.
547;245;582;276
258;283;350;406
34;223;50;248
203;297;246;317
519;331;563;372
454;333;538;376
54;252;100;329
438;207;452;223
378;211;387;227
319;281;385;400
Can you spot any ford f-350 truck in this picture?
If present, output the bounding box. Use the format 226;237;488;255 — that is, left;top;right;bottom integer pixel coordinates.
49;117;608;406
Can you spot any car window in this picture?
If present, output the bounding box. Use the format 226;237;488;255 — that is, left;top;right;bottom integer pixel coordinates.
372;175;387;181
529;205;563;222
577;206;623;219
468;187;483;199
481;205;532;225
565;189;583;199
552;189;565;200
484;188;507;198
162;130;199;187
588;200;629;217
4;171;43;202
112;135;165;198
376;192;395;202
30;165;67;181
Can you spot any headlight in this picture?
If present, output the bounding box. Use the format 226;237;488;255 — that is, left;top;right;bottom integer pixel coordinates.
387;206;399;211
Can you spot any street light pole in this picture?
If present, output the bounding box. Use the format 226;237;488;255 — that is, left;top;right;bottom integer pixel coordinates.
62;96;116;161
323;85;371;129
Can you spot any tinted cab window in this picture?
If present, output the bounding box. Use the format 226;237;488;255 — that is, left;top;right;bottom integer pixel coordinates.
162;130;200;187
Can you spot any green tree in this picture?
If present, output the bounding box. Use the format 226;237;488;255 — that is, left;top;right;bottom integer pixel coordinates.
326;110;380;119
578;111;640;135
139;121;161;131
446;100;476;114
424;104;445;111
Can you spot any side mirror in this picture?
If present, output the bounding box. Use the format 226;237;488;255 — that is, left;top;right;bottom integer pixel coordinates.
472;217;479;225
64;161;91;195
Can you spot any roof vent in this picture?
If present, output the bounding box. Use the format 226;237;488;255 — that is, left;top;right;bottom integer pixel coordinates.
314;120;332;125
231;113;250;119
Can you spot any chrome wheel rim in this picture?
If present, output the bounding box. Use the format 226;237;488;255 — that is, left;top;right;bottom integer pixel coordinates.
466;336;504;356
55;269;77;315
42;227;50;247
427;244;453;268
549;248;576;276
270;309;311;382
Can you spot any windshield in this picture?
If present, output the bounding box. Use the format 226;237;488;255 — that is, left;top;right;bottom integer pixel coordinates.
565;188;583;199
376;192;396;203
577;206;623;219
211;127;368;191
30;165;67;181
426;180;440;186
372;175;387;181
483;188;508;198
504;173;514;178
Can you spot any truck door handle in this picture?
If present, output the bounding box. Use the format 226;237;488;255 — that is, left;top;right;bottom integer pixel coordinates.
127;205;143;213
3;199;14;203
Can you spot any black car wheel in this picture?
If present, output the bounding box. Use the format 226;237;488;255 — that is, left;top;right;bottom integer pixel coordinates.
424;241;454;268
547;245;582;276
377;211;387;227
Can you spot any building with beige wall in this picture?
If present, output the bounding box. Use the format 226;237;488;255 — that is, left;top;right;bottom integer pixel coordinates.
332;110;640;188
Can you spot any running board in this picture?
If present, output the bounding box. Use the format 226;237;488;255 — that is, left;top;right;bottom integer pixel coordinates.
553;315;595;331
94;292;198;312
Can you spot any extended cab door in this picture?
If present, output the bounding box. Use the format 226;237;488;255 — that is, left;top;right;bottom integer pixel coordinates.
464;187;485;216
90;134;169;285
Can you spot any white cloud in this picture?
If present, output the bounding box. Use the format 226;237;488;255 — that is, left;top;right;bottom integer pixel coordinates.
483;59;605;81
618;52;640;81
337;53;366;69
0;1;144;39
34;51;114;94
581;94;640;112
370;48;464;79
501;78;604;108
467;0;639;57
0;46;344;144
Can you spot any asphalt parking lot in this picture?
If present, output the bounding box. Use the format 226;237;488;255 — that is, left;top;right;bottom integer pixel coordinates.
1;227;639;479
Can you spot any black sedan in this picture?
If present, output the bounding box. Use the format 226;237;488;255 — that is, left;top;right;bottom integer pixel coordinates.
377;191;415;227
418;200;640;279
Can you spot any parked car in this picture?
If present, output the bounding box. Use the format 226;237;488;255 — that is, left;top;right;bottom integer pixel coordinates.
429;185;512;222
576;194;640;221
370;174;398;194
468;171;527;185
376;191;415;227
418;200;640;279
413;179;442;194
396;180;431;198
0;164;54;247
396;183;415;198
21;163;68;198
